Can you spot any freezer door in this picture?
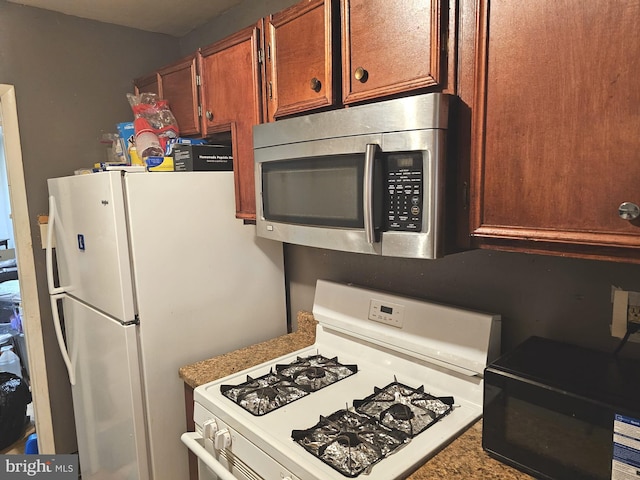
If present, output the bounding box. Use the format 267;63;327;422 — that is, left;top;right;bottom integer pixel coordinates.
61;294;149;480
47;172;136;322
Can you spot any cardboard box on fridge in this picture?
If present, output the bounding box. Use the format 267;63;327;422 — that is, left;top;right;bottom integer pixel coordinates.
147;156;174;172
172;144;233;171
116;122;135;163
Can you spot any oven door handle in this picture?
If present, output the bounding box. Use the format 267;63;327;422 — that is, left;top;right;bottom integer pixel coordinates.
181;432;238;480
363;143;379;245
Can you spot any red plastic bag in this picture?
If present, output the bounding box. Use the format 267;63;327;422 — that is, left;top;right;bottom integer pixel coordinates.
126;93;180;158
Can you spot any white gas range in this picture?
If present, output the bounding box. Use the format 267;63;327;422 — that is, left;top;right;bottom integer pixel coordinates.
182;280;501;480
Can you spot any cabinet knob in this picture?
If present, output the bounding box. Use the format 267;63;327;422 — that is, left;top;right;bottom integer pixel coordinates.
310;77;322;92
354;66;368;83
619;202;640;220
206;111;213;121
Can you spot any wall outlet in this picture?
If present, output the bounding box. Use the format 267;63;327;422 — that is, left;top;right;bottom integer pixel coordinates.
628;304;640;325
611;288;640;342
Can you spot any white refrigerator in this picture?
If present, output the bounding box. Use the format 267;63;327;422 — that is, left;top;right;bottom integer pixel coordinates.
46;171;287;480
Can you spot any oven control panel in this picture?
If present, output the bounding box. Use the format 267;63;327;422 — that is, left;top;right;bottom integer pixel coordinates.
368;299;405;328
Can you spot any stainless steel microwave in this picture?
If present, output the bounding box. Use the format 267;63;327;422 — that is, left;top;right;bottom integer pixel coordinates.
483;336;640;480
253;93;451;259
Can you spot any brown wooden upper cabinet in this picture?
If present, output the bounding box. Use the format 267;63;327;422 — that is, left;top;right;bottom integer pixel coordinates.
265;0;338;122
133;72;160;96
341;0;447;105
134;55;200;137
157;54;201;137
199;22;266;220
469;0;640;263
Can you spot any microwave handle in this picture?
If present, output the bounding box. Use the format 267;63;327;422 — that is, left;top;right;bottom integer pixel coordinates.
364;143;379;244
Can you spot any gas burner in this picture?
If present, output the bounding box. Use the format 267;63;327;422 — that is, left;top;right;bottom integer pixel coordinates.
292;409;409;477
354;381;453;438
221;355;357;416
220;371;309;416
276;355;358;391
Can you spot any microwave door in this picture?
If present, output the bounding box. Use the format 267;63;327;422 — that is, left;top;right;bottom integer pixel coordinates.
256;137;384;255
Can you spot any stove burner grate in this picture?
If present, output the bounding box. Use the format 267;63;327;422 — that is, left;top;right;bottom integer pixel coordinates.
292;380;455;476
220;371;309;416
353;381;454;438
276;355;358;392
221;354;357;416
292;409;409;477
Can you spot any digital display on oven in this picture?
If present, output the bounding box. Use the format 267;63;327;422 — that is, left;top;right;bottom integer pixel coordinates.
380;305;393;315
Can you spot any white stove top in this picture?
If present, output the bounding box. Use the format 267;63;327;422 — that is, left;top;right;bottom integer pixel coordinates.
191;281;501;480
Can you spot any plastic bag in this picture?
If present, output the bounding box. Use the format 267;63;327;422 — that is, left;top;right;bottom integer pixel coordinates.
10;307;22;334
0;372;31;450
126;93;179;138
126;93;179;161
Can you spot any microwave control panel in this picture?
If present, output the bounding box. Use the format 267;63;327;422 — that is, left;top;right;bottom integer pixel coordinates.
385;153;423;231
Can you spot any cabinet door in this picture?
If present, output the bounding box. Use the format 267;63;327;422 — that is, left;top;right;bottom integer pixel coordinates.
341;0;445;104
199;22;266;220
158;54;201;137
265;0;338;121
470;0;640;262
133;72;160;96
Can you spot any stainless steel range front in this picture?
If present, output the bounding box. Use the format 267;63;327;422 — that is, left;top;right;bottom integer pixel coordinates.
182;281;501;480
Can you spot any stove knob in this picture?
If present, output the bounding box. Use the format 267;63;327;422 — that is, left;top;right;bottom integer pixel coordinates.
202;419;219;452
214;428;232;450
202;419;219;440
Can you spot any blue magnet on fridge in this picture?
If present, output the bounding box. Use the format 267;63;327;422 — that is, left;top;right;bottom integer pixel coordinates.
77;234;85;251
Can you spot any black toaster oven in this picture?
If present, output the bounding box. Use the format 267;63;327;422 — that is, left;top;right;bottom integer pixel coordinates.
483;336;640;480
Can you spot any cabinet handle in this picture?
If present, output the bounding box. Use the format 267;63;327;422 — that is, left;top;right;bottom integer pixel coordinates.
206;111;213;121
618;202;640;220
310;77;321;92
354;67;368;83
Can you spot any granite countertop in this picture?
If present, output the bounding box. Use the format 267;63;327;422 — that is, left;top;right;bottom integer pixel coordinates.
179;312;532;480
179;311;318;389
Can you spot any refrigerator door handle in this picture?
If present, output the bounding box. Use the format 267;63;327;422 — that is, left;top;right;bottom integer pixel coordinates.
50;293;76;385
46;195;68;295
